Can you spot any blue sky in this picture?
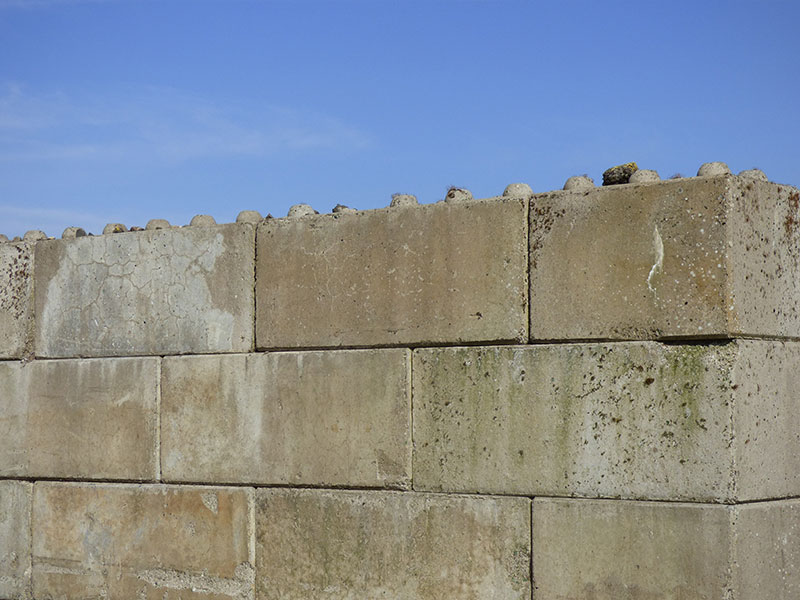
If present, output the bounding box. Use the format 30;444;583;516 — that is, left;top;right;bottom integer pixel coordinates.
1;0;798;238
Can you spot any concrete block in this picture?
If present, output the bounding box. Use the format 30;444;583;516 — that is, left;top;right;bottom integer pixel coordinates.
32;482;254;599
255;489;530;600
161;349;410;488
531;498;733;599
0;242;33;359
0;358;159;481
414;340;800;502
530;175;800;340
0;481;31;599
734;499;800;599
34;224;255;358
256;198;528;349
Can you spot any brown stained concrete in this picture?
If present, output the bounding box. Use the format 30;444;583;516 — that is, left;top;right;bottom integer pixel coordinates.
255;197;528;349
34;223;255;358
255;489;530;600
413;341;800;503
0;242;33;359
0;480;31;599
0;358;159;481
161;349;411;488
32;482;254;600
530;175;800;340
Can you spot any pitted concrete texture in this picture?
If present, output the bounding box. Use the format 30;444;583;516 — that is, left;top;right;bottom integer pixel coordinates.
734;499;800;599
255;489;530;600
161;349;411;488
530;175;800;340
0;480;31;599
0;242;33;359
532;498;733;599
32;483;254;600
256;198;528;348
34;223;255;357
0;358;159;480
413;341;800;502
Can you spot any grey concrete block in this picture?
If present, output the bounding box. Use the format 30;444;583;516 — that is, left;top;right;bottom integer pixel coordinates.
0;358;159;481
255;489;530;600
0;242;33;359
256;198;528;348
0;480;31;600
530;175;800;340
34;223;255;357
161;349;411;488
413;340;800;502
532;498;733;599
32;482;253;599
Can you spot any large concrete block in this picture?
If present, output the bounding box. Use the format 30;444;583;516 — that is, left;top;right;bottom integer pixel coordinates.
531;498;734;599
0;358;159;480
256;198;528;349
34;224;255;358
530;175;800;340
0;242;33;359
32;482;254;599
413;340;800;502
161;349;410;488
0;481;31;600
255;489;530;600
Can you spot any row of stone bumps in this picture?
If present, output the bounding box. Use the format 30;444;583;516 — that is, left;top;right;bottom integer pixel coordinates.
2;170;799;359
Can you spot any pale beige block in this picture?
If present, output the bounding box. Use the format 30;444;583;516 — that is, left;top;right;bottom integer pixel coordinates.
530;175;800;340
0;480;31;599
32;482;254;600
0;242;33;359
161;349;411;488
34;224;255;358
0;358;159;480
256;198;528;349
414;341;800;502
255;489;530;600
532;498;734;599
734;499;800;599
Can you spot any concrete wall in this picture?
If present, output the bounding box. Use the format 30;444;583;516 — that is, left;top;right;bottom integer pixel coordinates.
1;172;800;598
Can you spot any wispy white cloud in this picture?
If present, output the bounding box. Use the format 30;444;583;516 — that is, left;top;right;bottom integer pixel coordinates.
0;83;370;163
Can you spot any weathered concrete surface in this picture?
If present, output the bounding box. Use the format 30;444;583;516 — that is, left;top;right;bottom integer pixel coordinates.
256;198;528;349
161;349;410;488
734;499;800;599
0;242;33;359
255;489;530;600
414;341;800;502
0;358;159;480
34;224;254;358
32;483;254;600
0;481;31;599
530;175;800;340
532;498;734;599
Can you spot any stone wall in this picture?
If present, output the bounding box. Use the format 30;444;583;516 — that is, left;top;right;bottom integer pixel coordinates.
2;170;800;598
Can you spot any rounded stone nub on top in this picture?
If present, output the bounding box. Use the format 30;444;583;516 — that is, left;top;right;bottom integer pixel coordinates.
502;183;533;197
62;227;87;239
629;169;661;183
146;218;171;230
190;214;216;227
563;175;595;191
390;194;418;208
739;168;768;182
332;204;356;214
287;203;317;218
103;223;127;234
23;230;48;241
444;187;473;203
236;210;263;224
697;162;731;177
0;234;8;243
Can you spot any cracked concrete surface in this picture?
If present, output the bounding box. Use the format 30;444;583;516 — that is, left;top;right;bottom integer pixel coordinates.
34;224;254;357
